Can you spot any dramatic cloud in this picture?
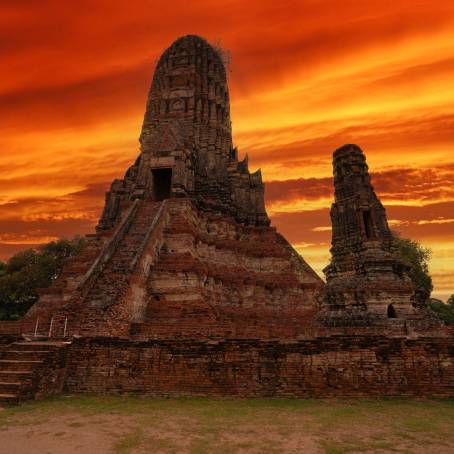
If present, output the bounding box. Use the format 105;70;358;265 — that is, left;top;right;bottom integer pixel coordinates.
265;164;454;214
1;0;454;299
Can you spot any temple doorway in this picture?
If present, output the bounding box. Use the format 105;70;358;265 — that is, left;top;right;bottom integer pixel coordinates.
152;168;172;201
387;304;397;318
363;210;374;238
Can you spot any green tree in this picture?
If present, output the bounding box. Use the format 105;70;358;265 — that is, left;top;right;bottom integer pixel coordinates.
0;261;6;277
428;297;454;324
0;237;86;320
394;234;454;323
394;235;433;302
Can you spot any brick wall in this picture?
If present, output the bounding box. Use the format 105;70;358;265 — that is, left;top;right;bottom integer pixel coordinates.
0;334;19;351
65;335;454;398
0;321;23;335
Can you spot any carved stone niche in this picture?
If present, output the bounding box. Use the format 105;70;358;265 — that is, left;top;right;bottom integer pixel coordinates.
171;55;190;67
170;75;188;88
358;207;377;240
170;98;185;112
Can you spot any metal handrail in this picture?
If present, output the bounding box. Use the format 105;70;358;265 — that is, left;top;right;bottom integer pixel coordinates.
48;316;68;338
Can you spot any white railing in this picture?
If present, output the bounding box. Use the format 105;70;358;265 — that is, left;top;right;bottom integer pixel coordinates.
21;316;69;339
47;316;68;338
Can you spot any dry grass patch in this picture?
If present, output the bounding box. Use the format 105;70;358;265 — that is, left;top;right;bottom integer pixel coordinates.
0;395;454;453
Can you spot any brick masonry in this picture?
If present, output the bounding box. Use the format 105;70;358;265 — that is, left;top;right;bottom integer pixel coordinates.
64;336;454;398
0;35;452;402
0;341;68;404
319;144;441;330
21;35;322;339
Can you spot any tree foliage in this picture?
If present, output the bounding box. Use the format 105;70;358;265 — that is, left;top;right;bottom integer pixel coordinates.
394;234;454;323
211;39;231;70
428;297;454;324
0;237;86;321
394;234;433;302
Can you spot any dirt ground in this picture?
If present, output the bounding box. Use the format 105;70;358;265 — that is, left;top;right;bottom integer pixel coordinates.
1;395;454;453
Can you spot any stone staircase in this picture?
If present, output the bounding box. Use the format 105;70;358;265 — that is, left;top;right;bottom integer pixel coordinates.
84;202;161;310
20;236;103;333
0;341;69;405
64;201;165;337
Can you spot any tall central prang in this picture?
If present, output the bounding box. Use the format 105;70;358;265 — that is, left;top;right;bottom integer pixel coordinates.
24;35;322;340
98;36;268;232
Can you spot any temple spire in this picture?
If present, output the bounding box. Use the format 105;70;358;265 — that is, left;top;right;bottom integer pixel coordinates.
97;35;269;231
318;144;438;329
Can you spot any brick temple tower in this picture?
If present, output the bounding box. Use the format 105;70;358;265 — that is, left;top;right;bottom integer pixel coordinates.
24;36;322;339
319;144;434;328
98;35;268;231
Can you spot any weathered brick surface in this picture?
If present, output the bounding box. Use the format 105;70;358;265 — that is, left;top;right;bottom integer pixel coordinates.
0;334;19;351
98;35;269;231
65;336;454;398
21;36;322;339
22;197;322;339
0;322;21;336
22;235;103;331
319;144;441;330
2;36;450;404
0;341;69;405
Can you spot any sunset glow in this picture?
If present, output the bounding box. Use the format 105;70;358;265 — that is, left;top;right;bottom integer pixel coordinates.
1;0;453;299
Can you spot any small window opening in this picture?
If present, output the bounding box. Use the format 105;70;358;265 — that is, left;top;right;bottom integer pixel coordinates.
363;210;373;238
387;304;397;318
152;168;172;201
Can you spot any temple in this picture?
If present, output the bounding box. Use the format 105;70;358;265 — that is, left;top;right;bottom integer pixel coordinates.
318;144;439;330
22;35;322;340
98;35;268;230
0;36;452;405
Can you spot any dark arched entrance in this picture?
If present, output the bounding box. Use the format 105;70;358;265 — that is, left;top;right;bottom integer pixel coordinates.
387;304;397;318
152;168;172;201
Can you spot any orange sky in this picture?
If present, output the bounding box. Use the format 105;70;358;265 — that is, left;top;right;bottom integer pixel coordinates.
1;0;453;300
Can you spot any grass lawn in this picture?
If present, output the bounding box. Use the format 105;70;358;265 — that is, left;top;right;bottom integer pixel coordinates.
1;395;453;453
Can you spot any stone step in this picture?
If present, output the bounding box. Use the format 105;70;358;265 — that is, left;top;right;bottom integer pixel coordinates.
2;350;50;361
0;340;70;405
82;202;162;308
0;393;19;405
0;360;43;371
13;341;68;350
0;382;23;393
11;343;51;351
0;370;33;380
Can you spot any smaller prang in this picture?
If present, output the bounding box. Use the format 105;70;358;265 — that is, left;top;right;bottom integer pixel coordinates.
318;144;440;331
